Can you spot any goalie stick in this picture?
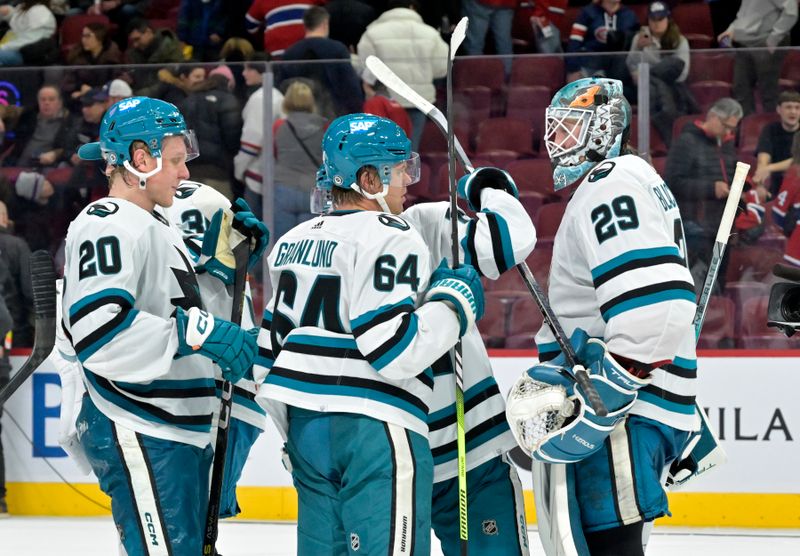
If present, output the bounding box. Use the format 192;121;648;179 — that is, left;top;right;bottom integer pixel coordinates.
667;161;750;489
203;238;250;556
0;250;57;406
365;55;608;418
445;17;470;555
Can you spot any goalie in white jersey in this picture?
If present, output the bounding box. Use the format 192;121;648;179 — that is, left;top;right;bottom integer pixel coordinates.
61;97;257;556
505;78;698;555
254;113;484;555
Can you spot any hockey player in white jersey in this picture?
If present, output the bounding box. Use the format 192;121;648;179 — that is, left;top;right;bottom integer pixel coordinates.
61;97;257;556
167;180;269;519
505;78;698;555
401;170;535;554
254;113;484;555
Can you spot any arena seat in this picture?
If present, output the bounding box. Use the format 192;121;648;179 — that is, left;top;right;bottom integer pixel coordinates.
508;297;546;338
688;81;733;114
454;86;492;137
505;85;550;152
672;2;714;37
534;201;567;242
476;118;535;160
509;56;565;94
688;53;734;84
697;295;736;349
506;158;556;197
480;292;513;348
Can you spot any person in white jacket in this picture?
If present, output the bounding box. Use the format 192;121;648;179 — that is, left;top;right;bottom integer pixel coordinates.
0;1;56;66
357;0;448;150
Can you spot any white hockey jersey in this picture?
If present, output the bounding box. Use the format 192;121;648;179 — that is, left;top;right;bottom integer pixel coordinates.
166;181;267;431
254;209;463;438
402;188;536;482
534;155;699;432
62;197;217;448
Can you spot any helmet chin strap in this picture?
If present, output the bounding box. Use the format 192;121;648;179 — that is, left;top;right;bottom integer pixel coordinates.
123;157;163;189
353;182;392;213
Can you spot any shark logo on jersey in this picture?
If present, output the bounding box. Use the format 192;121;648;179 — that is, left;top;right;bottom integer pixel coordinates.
170;246;203;310
588;161;616;183
87;201;120;218
378;214;410;231
175;184;198;199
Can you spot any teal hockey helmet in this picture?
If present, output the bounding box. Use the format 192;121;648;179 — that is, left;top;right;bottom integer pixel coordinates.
322;113;420;190
544;78;631;190
78;97;199;186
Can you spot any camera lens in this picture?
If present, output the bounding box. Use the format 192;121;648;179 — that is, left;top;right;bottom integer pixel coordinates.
781;286;800;321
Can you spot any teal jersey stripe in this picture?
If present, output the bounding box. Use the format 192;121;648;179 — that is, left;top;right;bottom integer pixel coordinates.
371;313;419;371
428;376;498;424
286;334;359;350
602;289;696;321
483;209;516;272
266;373;427;422
255;355;274;369
672;355;697;370
637;390;696;415
591;246;682;280
233;392;267;416
77;309;139;363
351;296;415;330
70;288;135;319
113;377;215;393
83;370;212;433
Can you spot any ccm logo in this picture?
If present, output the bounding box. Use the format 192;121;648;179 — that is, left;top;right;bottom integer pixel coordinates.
144;512;160;546
572;434;595;450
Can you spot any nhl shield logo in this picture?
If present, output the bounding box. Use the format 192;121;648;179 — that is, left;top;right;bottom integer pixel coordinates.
350;532;361;551
482;519;498;536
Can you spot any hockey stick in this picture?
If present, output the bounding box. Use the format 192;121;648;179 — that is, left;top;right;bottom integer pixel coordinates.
666;162;749;489
445;17;469;554
203;239;250;556
0;250;57;406
364;56;608;417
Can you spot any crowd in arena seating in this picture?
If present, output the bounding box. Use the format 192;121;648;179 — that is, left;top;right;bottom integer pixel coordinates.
0;0;796;350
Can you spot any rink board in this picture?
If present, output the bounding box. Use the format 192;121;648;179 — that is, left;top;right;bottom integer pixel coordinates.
2;351;799;527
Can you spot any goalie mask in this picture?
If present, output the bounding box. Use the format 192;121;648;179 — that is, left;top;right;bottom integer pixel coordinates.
318;113;420;213
544;78;631;191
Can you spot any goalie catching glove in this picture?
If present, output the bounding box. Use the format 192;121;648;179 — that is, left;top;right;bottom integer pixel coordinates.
457;166;519;211
423;260;484;337
175;306;257;383
505;329;650;464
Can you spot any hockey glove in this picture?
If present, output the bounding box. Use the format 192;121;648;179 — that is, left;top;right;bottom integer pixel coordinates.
175;307;257;383
515;329;650;463
231;198;270;270
457;167;519;211
423;260;485;336
198;208;236;284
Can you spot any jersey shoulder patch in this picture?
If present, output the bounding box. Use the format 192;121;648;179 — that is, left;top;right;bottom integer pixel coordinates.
587;160;616;183
86;200;120;218
377;213;411;231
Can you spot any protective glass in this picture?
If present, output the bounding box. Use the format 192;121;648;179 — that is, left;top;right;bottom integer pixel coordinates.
544;107;592;159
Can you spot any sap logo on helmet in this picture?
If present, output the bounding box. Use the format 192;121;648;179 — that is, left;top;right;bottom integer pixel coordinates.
118;98;141;111
349;120;375;132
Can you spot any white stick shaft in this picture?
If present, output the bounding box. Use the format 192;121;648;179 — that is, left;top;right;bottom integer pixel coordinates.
715;161;750;244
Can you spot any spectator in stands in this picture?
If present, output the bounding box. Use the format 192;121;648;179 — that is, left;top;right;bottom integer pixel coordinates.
178;65;243;199
363;80;412;138
0;0;56;67
6;84;72;169
566;0;639;89
245;0;322;58
0;199;33;347
327;0;376;51
626;1;695;146
528;0;568;54
718;0;798;116
272;80;326;238
462;0;515;74
234;53;285;217
62;88;109;207
772;131;800;267
63;22;123;100
666;97;742;288
125;19;185;93
177;0;226;62
3;170;55;255
278;6;364;119
146;63;206;106
358;0;448;150
753;91;800;196
103;78;133;104
87;0;148;26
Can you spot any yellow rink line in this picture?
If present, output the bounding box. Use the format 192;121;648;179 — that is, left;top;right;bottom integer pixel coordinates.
6;483;800;529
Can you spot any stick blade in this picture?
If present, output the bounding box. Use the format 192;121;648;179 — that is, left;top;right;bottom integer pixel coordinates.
450;17;469;59
365;55;436;116
30;250;57;320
